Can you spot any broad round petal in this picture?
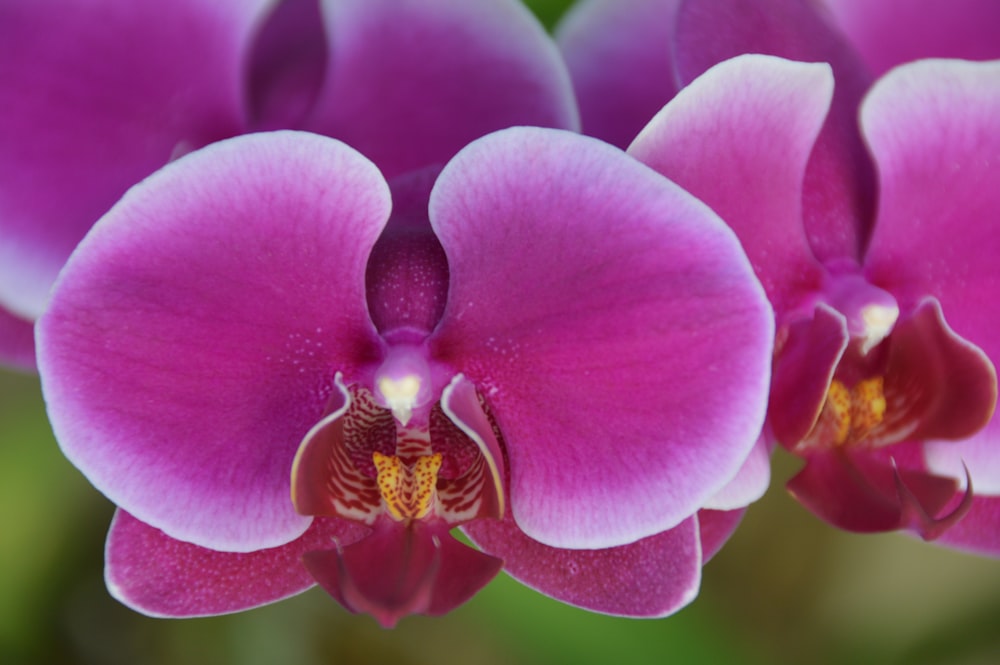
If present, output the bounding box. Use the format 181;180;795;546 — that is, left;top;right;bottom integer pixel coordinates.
629;54;830;315
464;514;701;618
822;0;1000;77
38;132;388;551
702;437;770;511
555;0;682;149
673;0;877;263
106;510;366;618
303;0;579;179
429;127;773;549
862;60;1000;493
0;308;35;372
0;0;271;319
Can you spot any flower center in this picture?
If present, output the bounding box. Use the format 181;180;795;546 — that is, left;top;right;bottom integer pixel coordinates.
821;376;887;446
373;451;443;521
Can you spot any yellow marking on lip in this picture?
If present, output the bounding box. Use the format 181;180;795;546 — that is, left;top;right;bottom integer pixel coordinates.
373;451;442;521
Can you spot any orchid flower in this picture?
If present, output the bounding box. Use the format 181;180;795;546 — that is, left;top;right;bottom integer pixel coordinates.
559;0;1000;552
36;127;773;625
0;0;577;370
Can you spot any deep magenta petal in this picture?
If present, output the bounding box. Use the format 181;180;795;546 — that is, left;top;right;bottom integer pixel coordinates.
304;520;502;627
822;0;1000;77
465;513;701;617
430;127;773;549
673;0;876;262
37;132;388;551
303;0;578;178
770;305;849;450
0;308;35;372
0;0;270;319
629;55;828;315
105;510;367;618
555;0;682;148
787;446;965;535
697;509;745;563
247;0;328;130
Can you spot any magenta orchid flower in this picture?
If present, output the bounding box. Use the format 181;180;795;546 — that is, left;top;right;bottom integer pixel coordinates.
559;0;1000;552
36;127;773;625
0;0;577;369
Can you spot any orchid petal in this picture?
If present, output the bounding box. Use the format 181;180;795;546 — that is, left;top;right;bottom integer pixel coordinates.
862;60;1000;493
936;496;1000;557
769;304;849;450
673;0;876;262
37;132;388;551
304;521;502;628
430;127;773;549
247;0;328;130
822;0;1000;77
0;308;35;372
465;514;701;617
303;0;579;179
0;0;272;319
629;55;829;315
787;445;965;535
697;509;745;563
555;0;682;148
105;510;367;618
702;437;771;511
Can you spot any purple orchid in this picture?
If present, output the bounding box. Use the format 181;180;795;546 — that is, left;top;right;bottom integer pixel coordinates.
0;0;577;369
559;0;1000;552
36;127;773;625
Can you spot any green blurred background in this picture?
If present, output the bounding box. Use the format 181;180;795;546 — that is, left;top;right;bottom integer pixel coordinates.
3;1;1000;663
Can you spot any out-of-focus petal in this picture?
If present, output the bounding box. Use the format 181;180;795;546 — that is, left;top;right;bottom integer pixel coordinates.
555;0;681;148
0;308;35;372
770;305;849;450
429;127;773;549
304;0;579;179
862;60;1000;493
37;132;388;552
821;0;1000;77
0;0;272;319
247;0;328;129
787;445;966;536
465;514;701;617
697;509;745;562
630;54;830;315
105;510;367;618
935;496;1000;557
304;520;502;628
702;437;770;511
673;0;876;263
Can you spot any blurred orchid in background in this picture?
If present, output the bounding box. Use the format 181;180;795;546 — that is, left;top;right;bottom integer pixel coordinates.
0;0;577;369
21;0;777;626
559;0;1000;551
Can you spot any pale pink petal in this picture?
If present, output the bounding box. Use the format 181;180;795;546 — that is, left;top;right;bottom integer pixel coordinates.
37;132;388;551
304;0;579;179
105;510;367;618
0;0;271;319
629;55;830;315
673;0;877;263
702;437;771;511
555;0;682;148
429;127;773;549
465;514;701;617
822;0;1000;77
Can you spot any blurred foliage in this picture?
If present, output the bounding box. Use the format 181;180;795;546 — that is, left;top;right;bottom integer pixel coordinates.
4;1;1000;663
